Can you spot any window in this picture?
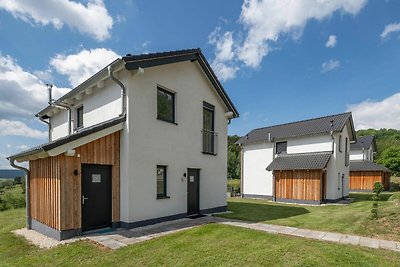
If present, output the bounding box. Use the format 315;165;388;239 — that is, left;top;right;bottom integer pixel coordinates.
76;106;83;129
202;102;217;155
338;135;343;152
157;87;175;123
276;141;287;154
345;137;348;153
156;165;168;198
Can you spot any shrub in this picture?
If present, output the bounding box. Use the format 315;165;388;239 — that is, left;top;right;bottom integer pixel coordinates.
371;182;384;219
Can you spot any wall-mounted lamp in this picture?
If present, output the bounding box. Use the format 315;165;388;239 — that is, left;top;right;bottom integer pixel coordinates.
65;149;76;157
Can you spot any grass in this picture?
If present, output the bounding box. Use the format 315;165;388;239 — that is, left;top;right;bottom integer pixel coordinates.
1;209;400;266
218;192;400;242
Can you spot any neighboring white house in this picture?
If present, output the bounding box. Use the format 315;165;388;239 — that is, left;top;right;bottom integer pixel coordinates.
349;135;391;191
8;49;239;240
349;135;376;161
237;113;356;204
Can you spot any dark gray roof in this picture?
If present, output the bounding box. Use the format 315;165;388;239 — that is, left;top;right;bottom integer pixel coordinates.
350;135;376;151
350;160;390;172
8;116;126;161
237;112;356;145
266;152;332;171
38;48;238;119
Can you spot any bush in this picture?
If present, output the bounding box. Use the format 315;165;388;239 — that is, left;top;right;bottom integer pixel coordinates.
0;186;26;212
371;182;384;219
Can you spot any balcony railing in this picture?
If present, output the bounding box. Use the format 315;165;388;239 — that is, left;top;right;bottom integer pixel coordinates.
345;152;350;167
202;129;218;155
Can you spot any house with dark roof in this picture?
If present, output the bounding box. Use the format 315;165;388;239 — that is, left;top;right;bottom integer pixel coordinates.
236;112;356;204
349;135;391;191
7;49;239;240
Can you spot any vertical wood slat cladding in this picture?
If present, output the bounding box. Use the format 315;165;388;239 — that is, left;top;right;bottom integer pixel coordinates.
274;170;322;201
29;131;120;231
350;171;390;191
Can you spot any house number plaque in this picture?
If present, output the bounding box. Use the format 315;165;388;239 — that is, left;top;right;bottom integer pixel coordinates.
92;174;101;183
189;176;195;182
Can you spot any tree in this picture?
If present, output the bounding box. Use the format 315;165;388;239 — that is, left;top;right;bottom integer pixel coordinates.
377;146;400;175
227;135;241;180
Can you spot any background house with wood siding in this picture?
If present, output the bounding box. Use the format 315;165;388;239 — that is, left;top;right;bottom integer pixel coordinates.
237;112;356;204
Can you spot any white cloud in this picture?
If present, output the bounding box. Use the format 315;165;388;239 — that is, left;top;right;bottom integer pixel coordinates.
208;28;239;81
0;0;113;41
321;59;340;73
50;48;120;87
0;120;47;139
325;35;337;48
0;53;70;120
209;0;367;80
380;22;400;39
347;92;400;130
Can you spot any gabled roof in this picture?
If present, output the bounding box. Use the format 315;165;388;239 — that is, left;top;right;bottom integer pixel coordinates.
37;48;239;119
350;135;376;151
266;152;332;171
237;112;356;145
8;116;126;162
350;160;390;172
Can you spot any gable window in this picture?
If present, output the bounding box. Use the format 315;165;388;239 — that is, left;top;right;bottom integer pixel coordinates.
338;135;342;152
156;165;168;199
157;87;175;123
202;102;217;155
276;141;287;154
76;106;83;129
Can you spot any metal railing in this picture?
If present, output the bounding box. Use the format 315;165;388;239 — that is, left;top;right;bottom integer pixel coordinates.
202;129;218;155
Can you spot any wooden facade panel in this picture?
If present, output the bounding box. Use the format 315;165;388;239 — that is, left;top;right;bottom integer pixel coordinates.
274;170;322;201
29;131;121;231
350;171;390;191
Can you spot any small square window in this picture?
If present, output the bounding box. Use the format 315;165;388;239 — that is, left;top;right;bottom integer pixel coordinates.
276;141;287;154
157;165;167;198
157;87;175;123
76;106;83;129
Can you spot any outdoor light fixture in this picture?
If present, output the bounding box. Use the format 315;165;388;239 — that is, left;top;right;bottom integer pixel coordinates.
65;149;76;157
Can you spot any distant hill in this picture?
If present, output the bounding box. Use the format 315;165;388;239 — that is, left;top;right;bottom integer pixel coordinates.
356;129;400;159
0;169;25;179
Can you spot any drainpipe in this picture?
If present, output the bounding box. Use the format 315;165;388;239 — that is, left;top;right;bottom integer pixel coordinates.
9;158;31;229
330;120;334;154
108;65;127;117
38;116;51;142
46;84;72;136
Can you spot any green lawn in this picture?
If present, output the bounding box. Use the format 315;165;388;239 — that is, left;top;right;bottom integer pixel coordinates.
218;192;400;242
1;209;400;266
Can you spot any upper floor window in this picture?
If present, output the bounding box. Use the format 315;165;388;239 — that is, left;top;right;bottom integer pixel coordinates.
157;87;175;123
202;102;217;155
76;106;83;129
338;135;342;152
276;141;287;154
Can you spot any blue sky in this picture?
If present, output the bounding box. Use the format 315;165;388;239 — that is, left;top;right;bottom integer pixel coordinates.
0;0;400;168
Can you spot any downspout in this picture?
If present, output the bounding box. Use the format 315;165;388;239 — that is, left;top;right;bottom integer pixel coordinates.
38;116;51;142
330;120;334;154
9;158;31;229
108;64;127;117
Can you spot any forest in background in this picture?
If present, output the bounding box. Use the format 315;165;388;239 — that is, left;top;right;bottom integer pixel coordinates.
227;129;400;181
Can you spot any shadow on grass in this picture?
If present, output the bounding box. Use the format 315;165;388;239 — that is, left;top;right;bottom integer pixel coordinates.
225;202;310;222
350;193;393;202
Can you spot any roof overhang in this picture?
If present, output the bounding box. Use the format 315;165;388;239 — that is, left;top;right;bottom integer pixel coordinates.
8;116;125;163
266;152;332;171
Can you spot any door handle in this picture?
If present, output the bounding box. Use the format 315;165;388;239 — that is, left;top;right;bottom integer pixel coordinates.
82;195;89;205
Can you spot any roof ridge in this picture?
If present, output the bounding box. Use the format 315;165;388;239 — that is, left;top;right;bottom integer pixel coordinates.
250;112;351;133
277;151;332;157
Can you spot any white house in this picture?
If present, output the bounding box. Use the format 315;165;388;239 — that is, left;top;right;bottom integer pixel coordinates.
237;113;356;204
8;49;239;240
349;135;391;191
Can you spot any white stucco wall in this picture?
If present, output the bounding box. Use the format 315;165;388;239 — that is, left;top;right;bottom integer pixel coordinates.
50;78;123;141
242;143;274;197
350;147;373;161
120;61;229;223
287;134;332;154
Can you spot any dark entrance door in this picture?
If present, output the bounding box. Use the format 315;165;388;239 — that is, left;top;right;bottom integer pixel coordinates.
82;164;112;232
187;168;200;215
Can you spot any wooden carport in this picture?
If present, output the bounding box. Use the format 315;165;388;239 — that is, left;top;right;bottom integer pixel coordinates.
350;161;391;191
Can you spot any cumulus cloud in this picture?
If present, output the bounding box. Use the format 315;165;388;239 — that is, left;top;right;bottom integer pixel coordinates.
50;48;120;87
208;28;239;81
0;53;70;120
325;35;337;48
0;120;47;139
380;22;400;39
0;0;113;41
321;59;340;73
209;0;367;80
347;92;400;130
